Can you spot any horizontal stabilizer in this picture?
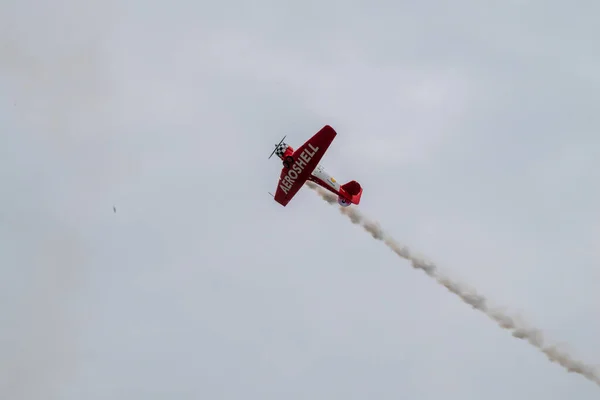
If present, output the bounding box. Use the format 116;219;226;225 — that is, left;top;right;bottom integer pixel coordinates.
341;180;363;205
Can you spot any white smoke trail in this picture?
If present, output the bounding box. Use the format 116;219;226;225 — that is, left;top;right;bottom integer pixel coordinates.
306;181;600;387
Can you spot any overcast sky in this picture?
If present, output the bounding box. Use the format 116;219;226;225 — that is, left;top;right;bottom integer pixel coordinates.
1;0;599;399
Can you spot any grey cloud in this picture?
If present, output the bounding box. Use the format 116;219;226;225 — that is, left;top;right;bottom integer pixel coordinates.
1;0;599;399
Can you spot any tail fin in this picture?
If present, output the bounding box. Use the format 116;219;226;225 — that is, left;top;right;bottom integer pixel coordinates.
341;180;363;205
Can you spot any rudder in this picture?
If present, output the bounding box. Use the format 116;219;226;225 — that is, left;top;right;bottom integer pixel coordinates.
341;180;363;204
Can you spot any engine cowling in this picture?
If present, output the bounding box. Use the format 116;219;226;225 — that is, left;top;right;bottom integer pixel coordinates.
338;196;351;207
274;142;294;160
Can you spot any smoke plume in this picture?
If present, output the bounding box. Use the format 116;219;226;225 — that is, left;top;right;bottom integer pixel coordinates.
306;181;600;387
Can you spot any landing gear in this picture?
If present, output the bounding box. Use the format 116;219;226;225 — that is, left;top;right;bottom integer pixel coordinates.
283;155;294;168
338;197;351;207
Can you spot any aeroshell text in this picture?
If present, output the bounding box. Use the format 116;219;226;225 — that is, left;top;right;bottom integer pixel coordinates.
279;143;319;194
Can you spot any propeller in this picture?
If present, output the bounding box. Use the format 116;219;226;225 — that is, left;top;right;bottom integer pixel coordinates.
268;135;287;159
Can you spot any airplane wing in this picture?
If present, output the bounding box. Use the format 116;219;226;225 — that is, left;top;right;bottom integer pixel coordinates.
274;125;337;206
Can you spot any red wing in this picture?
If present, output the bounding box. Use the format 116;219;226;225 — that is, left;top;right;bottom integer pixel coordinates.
274;166;304;206
290;125;337;161
274;125;337;206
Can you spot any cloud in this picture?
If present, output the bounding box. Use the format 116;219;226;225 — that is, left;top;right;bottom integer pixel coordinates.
2;0;600;399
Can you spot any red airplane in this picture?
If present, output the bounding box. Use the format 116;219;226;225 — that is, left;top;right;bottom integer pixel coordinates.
269;125;363;207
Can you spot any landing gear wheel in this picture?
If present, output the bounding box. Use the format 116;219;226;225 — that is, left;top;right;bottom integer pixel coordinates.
283;155;294;168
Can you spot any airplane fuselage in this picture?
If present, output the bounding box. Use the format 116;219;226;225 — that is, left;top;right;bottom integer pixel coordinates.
276;140;344;199
271;127;361;207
